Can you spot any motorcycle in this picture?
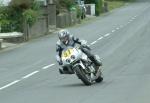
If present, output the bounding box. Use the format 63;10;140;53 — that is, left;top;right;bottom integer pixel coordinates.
60;45;103;86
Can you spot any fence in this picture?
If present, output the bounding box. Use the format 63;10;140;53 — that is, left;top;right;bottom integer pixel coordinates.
0;24;18;33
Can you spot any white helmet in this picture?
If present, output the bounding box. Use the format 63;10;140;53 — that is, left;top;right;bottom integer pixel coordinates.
58;29;70;45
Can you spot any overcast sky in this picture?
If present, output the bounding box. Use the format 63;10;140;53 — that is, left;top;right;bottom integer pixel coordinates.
0;0;11;5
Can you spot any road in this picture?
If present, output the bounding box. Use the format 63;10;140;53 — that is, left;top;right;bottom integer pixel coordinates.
0;1;150;103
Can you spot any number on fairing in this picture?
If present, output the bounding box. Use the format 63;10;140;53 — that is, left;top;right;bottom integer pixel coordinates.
62;49;73;58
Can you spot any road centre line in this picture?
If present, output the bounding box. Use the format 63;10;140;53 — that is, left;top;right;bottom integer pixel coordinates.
112;30;116;32
97;36;103;40
120;25;123;28
22;71;39;79
0;80;20;90
42;63;55;70
90;41;97;45
104;33;110;37
130;19;133;22
116;27;120;30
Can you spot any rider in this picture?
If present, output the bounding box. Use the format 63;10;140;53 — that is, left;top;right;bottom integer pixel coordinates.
56;29;102;74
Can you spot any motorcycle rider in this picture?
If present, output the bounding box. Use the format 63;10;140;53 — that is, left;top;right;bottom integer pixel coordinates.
56;29;102;74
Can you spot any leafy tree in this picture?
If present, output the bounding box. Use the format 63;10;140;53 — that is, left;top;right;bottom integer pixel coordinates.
0;0;40;32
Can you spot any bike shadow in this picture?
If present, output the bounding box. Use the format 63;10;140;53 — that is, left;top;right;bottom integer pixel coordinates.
55;83;85;88
54;81;105;89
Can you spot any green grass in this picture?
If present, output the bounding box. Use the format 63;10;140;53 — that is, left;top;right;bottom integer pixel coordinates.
107;1;125;11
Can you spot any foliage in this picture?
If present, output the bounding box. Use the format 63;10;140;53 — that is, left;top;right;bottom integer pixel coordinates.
95;0;101;16
106;0;135;1
23;9;38;26
9;0;34;9
0;6;11;32
22;1;40;26
107;0;124;11
85;0;104;16
55;0;75;14
59;0;75;10
0;0;40;32
75;5;82;18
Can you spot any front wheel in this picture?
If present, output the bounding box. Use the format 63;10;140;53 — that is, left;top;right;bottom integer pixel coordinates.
75;66;92;86
95;69;103;83
95;76;103;83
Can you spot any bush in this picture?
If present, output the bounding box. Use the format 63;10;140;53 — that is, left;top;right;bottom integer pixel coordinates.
55;0;75;15
75;5;82;18
23;9;38;26
59;0;75;10
95;0;101;16
0;0;40;32
106;0;135;1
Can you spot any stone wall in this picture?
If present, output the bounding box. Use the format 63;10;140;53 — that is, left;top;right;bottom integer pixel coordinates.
56;11;77;28
28;16;48;39
23;5;78;40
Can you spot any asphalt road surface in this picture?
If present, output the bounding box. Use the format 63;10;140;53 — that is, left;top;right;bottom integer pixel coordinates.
0;1;150;103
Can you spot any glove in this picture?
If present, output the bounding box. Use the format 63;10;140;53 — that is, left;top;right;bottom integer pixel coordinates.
58;60;63;65
56;55;63;65
80;44;91;50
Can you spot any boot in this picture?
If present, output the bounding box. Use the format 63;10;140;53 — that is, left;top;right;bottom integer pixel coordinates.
59;68;74;74
59;68;64;74
89;56;102;66
89;56;102;72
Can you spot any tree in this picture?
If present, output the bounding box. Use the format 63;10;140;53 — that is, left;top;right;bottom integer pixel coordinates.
0;0;40;32
9;0;34;9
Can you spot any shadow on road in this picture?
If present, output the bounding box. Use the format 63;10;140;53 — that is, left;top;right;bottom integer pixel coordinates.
54;83;85;88
52;81;106;89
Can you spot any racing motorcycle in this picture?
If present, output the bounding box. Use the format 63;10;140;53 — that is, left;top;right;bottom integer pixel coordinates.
60;44;103;86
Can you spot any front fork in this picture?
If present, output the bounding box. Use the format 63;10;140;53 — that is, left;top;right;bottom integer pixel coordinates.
74;61;96;81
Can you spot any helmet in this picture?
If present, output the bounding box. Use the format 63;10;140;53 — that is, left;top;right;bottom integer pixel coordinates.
58;29;70;45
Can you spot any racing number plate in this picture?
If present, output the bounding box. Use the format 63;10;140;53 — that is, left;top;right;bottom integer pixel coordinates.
62;48;73;58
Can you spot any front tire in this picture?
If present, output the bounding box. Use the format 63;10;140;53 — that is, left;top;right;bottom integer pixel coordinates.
75;66;92;86
95;76;103;83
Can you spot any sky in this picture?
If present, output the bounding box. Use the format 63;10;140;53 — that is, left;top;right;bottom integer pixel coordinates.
0;0;46;5
0;0;11;5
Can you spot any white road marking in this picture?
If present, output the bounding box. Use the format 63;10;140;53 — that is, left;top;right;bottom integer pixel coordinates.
22;71;39;79
42;63;55;70
120;25;123;28
104;33;110;37
112;30;116;33
97;36;103;40
116;27;120;30
91;41;97;45
130;19;133;22
0;80;20;90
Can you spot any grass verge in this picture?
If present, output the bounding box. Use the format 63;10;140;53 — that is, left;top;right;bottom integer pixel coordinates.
106;1;125;11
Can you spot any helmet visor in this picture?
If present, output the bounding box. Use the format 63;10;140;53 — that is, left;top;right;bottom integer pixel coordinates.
60;36;69;44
